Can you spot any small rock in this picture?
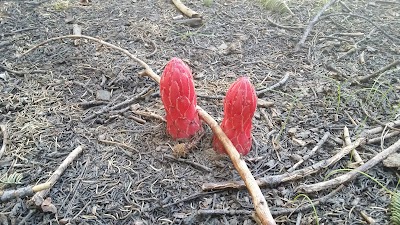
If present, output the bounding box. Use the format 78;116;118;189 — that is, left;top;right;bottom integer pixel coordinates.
96;90;111;101
383;153;400;169
292;137;307;146
287;127;297;136
257;99;274;108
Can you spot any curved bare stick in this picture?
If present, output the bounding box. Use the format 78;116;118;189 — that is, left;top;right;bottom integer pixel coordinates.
295;0;339;51
197;107;276;225
21;35;160;83
29;145;84;206
171;0;201;18
0;182;51;203
296;138;400;193
0;124;7;160
22;35;276;225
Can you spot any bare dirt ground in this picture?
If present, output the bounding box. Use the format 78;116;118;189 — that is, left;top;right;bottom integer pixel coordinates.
1;0;400;224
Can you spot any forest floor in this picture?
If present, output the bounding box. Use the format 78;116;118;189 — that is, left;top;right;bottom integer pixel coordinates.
1;0;400;224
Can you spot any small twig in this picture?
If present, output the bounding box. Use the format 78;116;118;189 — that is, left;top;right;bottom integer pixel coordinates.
72;24;82;46
257;72;290;96
270;184;344;216
361;105;400;132
29;146;84;206
173;18;203;27
288;132;330;172
359;210;376;224
296;138;400;193
161;190;219;209
202;138;365;191
17;209;36;225
197;209;253;216
171;0;201;18
0;125;7;160
294;0;339;51
130;107;166;122
363;120;400;136
343;126;364;165
82;86;153;122
78;100;108;109
164;154;211;172
127;115;146;124
357;60;400;83
21;35;160;83
320;13;400;43
367;131;400;144
266;17;305;30
0;183;51;202
98;138;139;153
0;65;46;76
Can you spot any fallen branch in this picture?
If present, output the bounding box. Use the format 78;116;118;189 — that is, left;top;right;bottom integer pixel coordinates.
257;72;290;96
22;35;276;225
197;107;276;224
367;131;400;144
0;182;51;202
294;0;339;51
171;0;201;18
288;131;330;172
357;60;400;83
164;154;212;172
202;138;365;191
82;86;153;122
344;126;363;166
0;124;7;160
296;138;400;193
28;145;84;206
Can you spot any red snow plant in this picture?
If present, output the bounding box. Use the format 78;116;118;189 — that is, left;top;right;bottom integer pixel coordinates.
160;57;202;139
213;77;257;156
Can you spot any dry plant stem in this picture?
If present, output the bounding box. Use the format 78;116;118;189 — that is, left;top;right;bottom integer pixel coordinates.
197;107;276;225
0;182;51;203
367;131;400;144
257;72;290;96
171;0;201;18
21;35;160;82
271;184;344;216
202;138;365;191
296;138;400;193
363;120;400;135
72;24;81;46
294;0;339;51
288;132;330;172
0;125;7;160
357;60;400;83
359;210;376;224
98;138;139;153
30;145;84;206
164;154;212;172
320;13;400;42
22;35;276;225
344;126;363;164
83;86;152;122
130;107;166;122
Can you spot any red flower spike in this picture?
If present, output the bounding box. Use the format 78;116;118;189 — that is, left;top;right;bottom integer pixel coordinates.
213;77;258;156
160;57;202;139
